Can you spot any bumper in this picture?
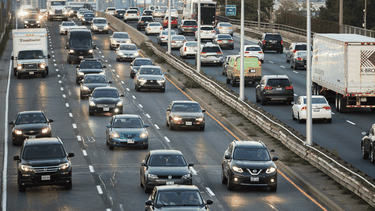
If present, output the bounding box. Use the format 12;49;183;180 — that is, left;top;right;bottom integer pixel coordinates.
294;61;305;67
230;172;277;187
59;29;67;34
198;35;215;40
182;51;197;57
200;57;223;64
117;55;139;61
181;28;197;33
299;110;332;120
146;29;162;34
171;43;184;49
124;17;139;21
91;28;109;33
263;45;283;51
263;94;294;101
171;120;204;128
109;137;148;148
68;54;94;62
217;42;234;49
25;24;40;28
18;171;72;187
136;82;165;90
89;106;123;114
145;178;192;189
218;29;233;34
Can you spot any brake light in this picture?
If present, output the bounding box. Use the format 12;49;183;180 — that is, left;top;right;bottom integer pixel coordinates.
201;52;207;54
211;31;215;33
160;27;163;30
323;106;331;110
264;86;272;90
293;50;298;53
217;52;223;54
245;51;249;54
281;41;284;45
194;26;197;28
217;40;222;42
171;41;176;43
229;40;233;42
184;47;186;51
285;85;293;90
301;106;307;111
258;52;263;54
263;40;265;44
136;14;139;16
161;36;165;38
140;21;144;23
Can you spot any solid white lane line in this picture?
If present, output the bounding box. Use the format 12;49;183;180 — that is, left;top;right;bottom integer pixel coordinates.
126;88;130;91
206;187;215;196
96;185;103;194
69;113;73;117
280;65;286;68
62;94;66;98
154;124;160;129
346;120;356;125
269;61;274;63
72;123;77;129
65;103;69;108
189;167;197;175
82;150;87;156
89;165;94;172
146;114;151;118
293;71;298;74
164;137;170;142
139;104;143;108
132;95;136;99
77;135;82;141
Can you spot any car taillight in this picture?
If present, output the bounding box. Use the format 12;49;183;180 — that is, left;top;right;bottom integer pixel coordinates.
217;40;222;42
281;41;284;45
297;58;302;61
258;51;263;54
171;41;176;43
229;40;233;42
301;106;307;111
219;27;222;29
161;36;165;38
245;51;249;54
217;52;222;54
194;26;197;28
323;106;331;110
201;52;206;54
147;28;151;30
182;26;187;28
160;27;163;30
140;21;144;23
211;31;215;33
293;50;298;53
285;85;293;90
264;86;272;90
126;14;129;16
263;40;266;44
184;47;186;51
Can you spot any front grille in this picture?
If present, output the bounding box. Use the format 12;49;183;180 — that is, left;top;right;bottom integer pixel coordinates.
158;175;183;179
34;166;59;173
55;10;62;15
23;63;38;69
181;117;196;121
97;104;115;108
146;80;159;85
24;130;40;135
73;50;90;56
246;168;264;175
121;134;136;138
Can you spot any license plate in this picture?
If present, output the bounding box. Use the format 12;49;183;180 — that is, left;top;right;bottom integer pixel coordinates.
361;97;367;102
276;88;282;90
166;181;174;185
127;139;134;143
31;24;34;26
41;175;50;181
79;56;84;59
29;72;34;75
223;40;228;43
186;122;192;126
313;109;320;112
251;177;259;182
99;30;103;31
103;107;109;111
250;69;256;73
29;135;36;139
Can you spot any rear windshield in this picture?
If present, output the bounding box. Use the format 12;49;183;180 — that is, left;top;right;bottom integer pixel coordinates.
220;23;232;27
172;36;185;41
245;46;261;51
165;17;177;20
149;23;161;26
218;34;232;39
161;30;176;35
183;21;197;26
107;8;115;11
127;10;138;14
303;97;327;104
113;33;129;38
201;27;214;30
295;45;313;51
141;17;154;21
62;22;75;26
265;34;282;41
202;46;221;52
155;9;164;12
186;42;197;47
267;79;290;86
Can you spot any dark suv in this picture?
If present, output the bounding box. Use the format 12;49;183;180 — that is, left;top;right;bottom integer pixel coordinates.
178;20;198;35
137;16;154;30
75;59;106;84
221;140;278;191
13;137;75;192
361;124;375;163
258;32;283;53
255;75;294;105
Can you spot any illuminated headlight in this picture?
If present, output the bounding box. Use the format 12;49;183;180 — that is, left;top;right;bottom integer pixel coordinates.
196;117;204;122
36;20;40;23
24;21;29;23
15;130;23;135
17;64;22;70
89;101;96;106
69;49;74;53
104;25;109;29
148;174;158;179
116;101;123;106
133;52;139;57
173;117;181;121
138;77;147;83
181;173;191;179
126;40;131;43
232;166;243;173
58;162;70;170
89;49;94;53
157;78;165;83
82;18;86;21
50;11;54;15
63;11;68;15
40;63;46;69
20;165;33;172
99;72;105;75
110;132;120;138
118;52;124;56
111;39;118;44
93;25;98;29
139;132;148;138
41;128;49;134
82;86;89;91
78;72;85;76
266;167;276;174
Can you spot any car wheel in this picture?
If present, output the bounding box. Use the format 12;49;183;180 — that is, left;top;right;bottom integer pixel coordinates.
256;93;260;103
67;59;71;64
290;61;293;69
286;56;289;63
80;93;84;99
221;168;228;184
17;73;22;79
261;96;267;105
13;68;17;76
18;184;26;192
76;79;80;85
280;49;283;54
144;183;152;193
327;118;332;123
226;78;230;84
231;78;236;87
371;148;375;164
362;143;369;159
65;179;72;190
297;113;303;123
140;177;144;187
169;121;174;130
116;58;120;62
89;110;93;116
109;145;114;150
160;88;165;93
143;144;148;149
292;110;296;120
199;125;205;131
226;175;234;191
135;84;140;92
270;185;277;192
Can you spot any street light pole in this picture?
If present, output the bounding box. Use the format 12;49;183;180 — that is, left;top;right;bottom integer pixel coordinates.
306;0;312;146
239;0;244;100
339;0;343;33
258;0;260;32
167;0;171;54
197;0;201;73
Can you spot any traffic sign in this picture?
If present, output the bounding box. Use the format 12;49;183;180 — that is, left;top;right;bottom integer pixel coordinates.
226;5;236;16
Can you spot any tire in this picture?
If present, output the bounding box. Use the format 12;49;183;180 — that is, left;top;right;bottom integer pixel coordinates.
280;49;283;54
18;185;26;192
76;79;80;85
226;175;234;191
116;58;120;62
135;85;140;92
65;179;72;190
256;93;260;103
110;46;113;50
297;113;303;123
371;148;375;164
286;56;289;63
144;183;152;193
42;72;46;78
362;143;369;159
169;121;174;130
89;110;93;116
270;185;277;192
106;139;109;146
143;144;148;149
261;96;267;105
109;145;114;150
67;59;71;64
327;118;332;123
13;68;17;76
17;73;22;79
231;78;236;87
290;61;293;69
46;68;49;75
199;125;205;131
292;110;296;120
221;168;228;184
293;62;297;70
226;78;230;84
336;94;347;113
160;88;165;93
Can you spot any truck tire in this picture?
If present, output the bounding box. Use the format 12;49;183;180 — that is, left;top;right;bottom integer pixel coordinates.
46;67;49;75
17;73;21;79
336;94;347;113
231;78;236;87
226;78;230;84
13;68;17;76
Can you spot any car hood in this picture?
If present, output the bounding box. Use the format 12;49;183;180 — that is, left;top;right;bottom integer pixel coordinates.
154;207;207;211
147;166;190;175
119;50;138;54
112;128;146;134
112;38;131;42
79;69;104;74
232;160;275;169
23;158;67;167
82;83;109;89
93;23;107;27
14;123;49;130
17;59;45;63
91;98;121;104
137;74;164;80
170;112;203;118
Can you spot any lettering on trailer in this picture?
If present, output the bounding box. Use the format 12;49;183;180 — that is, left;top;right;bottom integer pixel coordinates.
360;50;375;74
20;38;41;43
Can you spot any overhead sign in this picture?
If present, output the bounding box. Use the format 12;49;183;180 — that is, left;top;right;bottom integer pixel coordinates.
226;5;236;16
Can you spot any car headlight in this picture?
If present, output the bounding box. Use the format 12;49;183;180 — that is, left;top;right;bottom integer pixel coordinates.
78;72;85;76
15;130;23;135
63;11;68;15
17;64;22;70
196;117;204;122
50;11;54;15
24;21;29;23
89;101;96;106
110;132;120;138
104;25;109;29
41;128;49;134
40;63;46;69
148;174;158;179
126;40;131;43
133;52;139;57
59;162;70;170
111;39;118;44
116;101;123;106
266;167;276;174
36;20;40;23
82;18;86;21
69;49;74;53
157;78;165;83
139;132;148;138
82;86;89;91
173;117;181;121
89;49;94;54
138;77;147;83
93;25;98;29
20;165;33;172
181;173;191;179
118;52;124;56
232;166;243;173
38;15;43;19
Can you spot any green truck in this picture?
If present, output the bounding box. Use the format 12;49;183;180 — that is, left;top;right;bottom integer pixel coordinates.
225;55;262;87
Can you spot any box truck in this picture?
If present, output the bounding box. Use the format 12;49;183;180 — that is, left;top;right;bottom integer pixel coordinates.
46;0;68;21
11;28;50;79
312;34;375;112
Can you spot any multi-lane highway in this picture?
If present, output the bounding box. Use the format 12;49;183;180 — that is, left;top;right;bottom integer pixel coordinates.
122;16;375;179
0;17;331;210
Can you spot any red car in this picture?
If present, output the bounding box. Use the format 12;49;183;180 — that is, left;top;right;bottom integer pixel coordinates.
162;16;177;28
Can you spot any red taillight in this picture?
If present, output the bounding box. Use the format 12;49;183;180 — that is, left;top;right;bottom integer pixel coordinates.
301;106;307;111
323;106;331;110
281;41;283;45
262;40;265;44
264;86;272;90
211;31;215;33
293;50;298;53
161;36;165;38
140;21;144;23
229;40;233;42
285;85;293;90
194;26;197;28
217;40;222;42
171;41;176;43
245;51;249;54
201;52;206;54
181;26;187;28
217;52;223;54
361;42;365;45
297;58;302;61
258;52;263;54
184;47;186;51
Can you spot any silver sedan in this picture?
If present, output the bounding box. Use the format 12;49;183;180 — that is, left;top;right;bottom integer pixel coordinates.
157;30;176;45
116;43;140;62
145;22;163;35
110;32;132;50
215;22;234;36
179;41;197;59
170;35;187;49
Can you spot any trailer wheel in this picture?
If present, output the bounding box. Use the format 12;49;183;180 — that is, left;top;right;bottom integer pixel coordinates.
336;94;347;113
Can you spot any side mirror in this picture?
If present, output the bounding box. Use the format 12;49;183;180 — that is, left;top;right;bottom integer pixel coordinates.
68;152;75;157
362;131;368;136
108;81;112;84
202;109;206;113
13;155;20;161
145;200;152;205
106;124;111;128
272;156;279;161
224;154;231;159
76;65;79;68
130;63;133;66
9;121;14;125
188;162;194;167
11;56;14;60
108;23;110;25
48;54;51;58
102;65;106;68
167;108;171;111
48;119;54;123
141;162;147;166
144;124;149;128
206;199;213;205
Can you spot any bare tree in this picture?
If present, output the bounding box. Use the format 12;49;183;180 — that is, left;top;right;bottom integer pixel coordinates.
276;0;300;14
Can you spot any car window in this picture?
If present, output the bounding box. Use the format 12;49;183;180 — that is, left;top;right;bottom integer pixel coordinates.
185;42;197;47
245;46;261;51
16;113;47;124
128;10;138;14
219;23;232;27
218;35;231;39
201;27;214;30
171;103;201;112
265;35;282;41
92;89;119;98
139;67;162;75
80;61;102;69
23;144;65;159
84;75;107;83
120;45;137;50
113;33;129;38
155;190;203;207
202;46;221;53
303;97;327;104
134;59;153;66
233;147;270;161
172;36;185;41
149;155;187;166
266;79;290;86
93;19;107;24
112;118;143;128
183;21;197;26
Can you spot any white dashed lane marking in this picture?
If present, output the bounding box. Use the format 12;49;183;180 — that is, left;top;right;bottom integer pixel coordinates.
62;94;66;98
269;61;274;63
205;187;215;196
77;135;82;141
280;65;286;68
146;114;151;118
96;185;103;194
69;113;73;117
121;81;124;84
82;150;87;156
72;124;77;129
126;88;130;91
346;120;356;125
132;95;136;99
139;104;143;108
164;137;170;142
89;165;94;172
154;124;160;129
65;103;69;108
293;71;298;74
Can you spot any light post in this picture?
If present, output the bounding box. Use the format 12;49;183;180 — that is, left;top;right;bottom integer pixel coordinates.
197;0;201;73
306;0;312;146
258;0;260;32
239;0;244;100
167;0;171;53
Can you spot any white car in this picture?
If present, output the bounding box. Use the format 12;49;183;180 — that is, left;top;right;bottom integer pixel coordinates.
105;7;116;15
59;21;76;35
116;43;140;62
292;95;332;123
244;45;264;63
165;9;178;18
153;9;165;18
170;35;187;49
110;32;132;50
124;9;140;22
145;22;163;35
180;41;197;58
195;25;216;41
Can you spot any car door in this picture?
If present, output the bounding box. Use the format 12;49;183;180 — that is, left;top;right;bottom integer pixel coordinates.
256;77;266;98
293;97;301;118
166;102;173;124
106;117;114;141
222;144;233;178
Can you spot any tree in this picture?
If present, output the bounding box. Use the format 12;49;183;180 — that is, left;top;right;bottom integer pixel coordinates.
276;0;300;15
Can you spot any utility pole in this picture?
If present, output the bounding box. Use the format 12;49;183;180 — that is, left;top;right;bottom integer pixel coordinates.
167;0;171;53
363;0;367;29
258;0;260;32
197;0;201;73
239;0;244;100
306;0;312;146
339;0;343;33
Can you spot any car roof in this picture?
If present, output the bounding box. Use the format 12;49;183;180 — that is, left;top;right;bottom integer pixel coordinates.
114;114;140;119
93;17;106;20
155;185;200;191
93;87;118;91
24;137;62;146
18;110;44;115
149;149;183;155
244;45;261;48
263;75;289;79
139;65;160;69
233;140;266;148
172;101;199;105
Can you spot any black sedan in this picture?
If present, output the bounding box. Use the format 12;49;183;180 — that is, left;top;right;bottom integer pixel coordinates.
145;185;213;210
134;65;166;92
213;34;234;50
114;9;125;18
9;111;54;146
140;150;194;193
75;59;106;85
166;101;205;131
89;87;124;115
130;58;154;78
80;74;112;99
106;114;149;150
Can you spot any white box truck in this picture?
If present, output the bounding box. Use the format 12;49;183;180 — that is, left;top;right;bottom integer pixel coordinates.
312;34;375;112
46;0;68;21
11;28;50;79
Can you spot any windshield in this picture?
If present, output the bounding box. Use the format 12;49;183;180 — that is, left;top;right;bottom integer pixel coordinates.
245;46;261;51
162;31;176;35
149;154;187;166
183;21;197;26
93;19;107;24
233;148;271;161
218;35;232;39
92;89;119;98
303;97;327;104
139;67;162;75
23;144;66;160
149;23;161;26
267;79;290;86
70;32;92;47
25;14;38;19
120;45;137;50
84;75;107;83
265;35;282;41
84;14;95;17
172;36;185;41
18;50;44;60
202;46;221;53
62;22;75;26
16;113;47;124
220;23;232;27
155;190;203;207
112;118;143;128
127;10;138;14
171;103;201;112
51;1;65;6
80;61;102;69
113;33;129;38
185;42;197;47
201;27;213;30
134;59;153;66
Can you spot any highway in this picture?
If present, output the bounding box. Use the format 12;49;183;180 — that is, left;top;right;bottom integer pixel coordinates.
1;17;329;210
123;17;375;179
